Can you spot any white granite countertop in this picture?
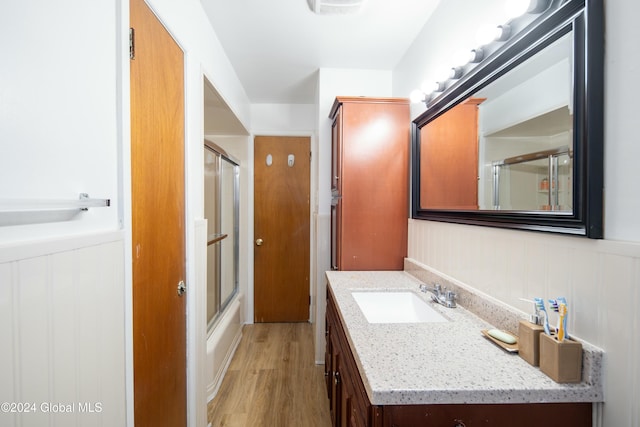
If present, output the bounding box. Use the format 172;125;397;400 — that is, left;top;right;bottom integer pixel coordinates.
326;270;604;406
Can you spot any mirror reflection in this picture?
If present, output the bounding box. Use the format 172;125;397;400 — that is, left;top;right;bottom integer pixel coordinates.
419;30;573;213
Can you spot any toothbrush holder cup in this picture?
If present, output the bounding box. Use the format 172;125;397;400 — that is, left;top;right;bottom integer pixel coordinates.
518;320;545;366
539;333;583;383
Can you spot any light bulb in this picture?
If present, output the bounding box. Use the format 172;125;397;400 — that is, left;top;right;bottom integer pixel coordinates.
433;81;446;92
476;24;498;46
504;0;529;19
449;67;463;79
495;24;512;41
420;80;433;94
453;49;472;67
409;89;425;104
469;48;484;63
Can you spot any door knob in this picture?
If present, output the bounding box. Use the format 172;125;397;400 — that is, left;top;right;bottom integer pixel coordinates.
255;238;263;246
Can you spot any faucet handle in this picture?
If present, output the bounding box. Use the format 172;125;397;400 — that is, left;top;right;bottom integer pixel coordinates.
444;289;457;307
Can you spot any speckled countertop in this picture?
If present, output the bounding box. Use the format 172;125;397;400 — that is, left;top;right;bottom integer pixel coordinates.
326;270;604;406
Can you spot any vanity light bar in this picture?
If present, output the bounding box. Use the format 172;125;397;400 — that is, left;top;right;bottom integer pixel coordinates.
410;0;553;107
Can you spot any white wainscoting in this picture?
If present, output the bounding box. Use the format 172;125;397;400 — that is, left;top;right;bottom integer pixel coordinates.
0;231;126;427
192;219;208;427
314;213;331;364
206;296;243;402
408;219;640;427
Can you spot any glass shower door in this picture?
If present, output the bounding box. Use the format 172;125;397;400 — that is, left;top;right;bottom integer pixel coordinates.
204;141;239;331
491;146;572;212
218;156;238;310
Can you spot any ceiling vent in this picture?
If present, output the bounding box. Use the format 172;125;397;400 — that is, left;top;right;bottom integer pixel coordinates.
306;0;367;15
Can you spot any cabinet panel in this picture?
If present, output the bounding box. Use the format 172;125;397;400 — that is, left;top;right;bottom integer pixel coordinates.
329;97;410;271
330;198;342;271
420;98;482;210
382;402;592;427
324;316;332;399
332;108;343;194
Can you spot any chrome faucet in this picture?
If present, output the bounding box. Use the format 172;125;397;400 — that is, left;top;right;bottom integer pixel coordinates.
419;283;457;308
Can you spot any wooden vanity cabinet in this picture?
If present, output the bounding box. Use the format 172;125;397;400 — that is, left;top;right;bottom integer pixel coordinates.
329;97;410;271
326;289;377;427
325;290;592;427
382;403;591;426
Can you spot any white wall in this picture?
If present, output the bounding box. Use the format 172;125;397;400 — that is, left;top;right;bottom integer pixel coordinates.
1;0;252;426
251;104;316;133
394;0;640;425
603;0;640;239
479;59;571;135
0;0;121;243
1;1;127;426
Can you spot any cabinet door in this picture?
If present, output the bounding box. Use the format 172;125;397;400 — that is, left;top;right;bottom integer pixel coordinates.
324;316;332;399
337;100;409;271
419;98;482;210
331;107;342;193
330;198;342;271
330;349;342;426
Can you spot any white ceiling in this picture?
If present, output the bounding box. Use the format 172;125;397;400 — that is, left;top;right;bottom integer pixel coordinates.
200;0;441;105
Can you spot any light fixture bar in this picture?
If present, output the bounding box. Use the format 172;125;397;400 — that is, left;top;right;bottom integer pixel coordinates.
307;0;367;14
409;0;558;107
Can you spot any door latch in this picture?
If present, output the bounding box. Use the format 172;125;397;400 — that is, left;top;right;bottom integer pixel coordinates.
177;280;186;297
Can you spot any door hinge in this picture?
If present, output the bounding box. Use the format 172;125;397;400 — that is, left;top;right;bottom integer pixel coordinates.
177;280;186;297
129;28;135;60
310;151;312;162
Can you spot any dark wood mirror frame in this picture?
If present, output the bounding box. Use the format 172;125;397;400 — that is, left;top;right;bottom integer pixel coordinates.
411;0;603;238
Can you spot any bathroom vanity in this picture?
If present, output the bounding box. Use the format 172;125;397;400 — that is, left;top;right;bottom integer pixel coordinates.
325;271;602;427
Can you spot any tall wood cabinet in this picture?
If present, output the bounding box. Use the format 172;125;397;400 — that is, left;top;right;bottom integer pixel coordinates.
330;97;410;271
419;97;484;210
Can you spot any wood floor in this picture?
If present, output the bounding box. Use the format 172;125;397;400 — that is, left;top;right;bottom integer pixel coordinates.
207;323;332;427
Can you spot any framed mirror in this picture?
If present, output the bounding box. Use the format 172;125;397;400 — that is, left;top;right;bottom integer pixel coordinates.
411;0;603;238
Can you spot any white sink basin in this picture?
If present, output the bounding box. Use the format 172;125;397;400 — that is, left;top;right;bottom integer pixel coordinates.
351;291;449;324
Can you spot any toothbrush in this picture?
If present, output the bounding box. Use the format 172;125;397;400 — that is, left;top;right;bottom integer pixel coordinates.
548;298;560;334
557;303;567;342
556;297;569;339
549;297;569;338
534;297;551;335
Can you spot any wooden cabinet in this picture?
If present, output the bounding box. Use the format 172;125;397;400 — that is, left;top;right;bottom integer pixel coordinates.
326;289;376;427
381;403;592;426
329;97;410;271
325;290;592;427
419;97;484;210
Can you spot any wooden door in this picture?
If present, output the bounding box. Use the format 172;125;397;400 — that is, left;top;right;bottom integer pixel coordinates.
130;0;187;425
254;136;310;322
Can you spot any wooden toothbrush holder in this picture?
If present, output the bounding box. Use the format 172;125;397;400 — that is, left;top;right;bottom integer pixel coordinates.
539;333;583;383
518;320;545;366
